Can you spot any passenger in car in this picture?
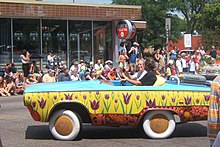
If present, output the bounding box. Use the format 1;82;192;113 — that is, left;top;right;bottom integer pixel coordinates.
121;57;157;86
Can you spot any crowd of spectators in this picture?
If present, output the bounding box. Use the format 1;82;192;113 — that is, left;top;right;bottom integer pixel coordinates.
0;42;218;97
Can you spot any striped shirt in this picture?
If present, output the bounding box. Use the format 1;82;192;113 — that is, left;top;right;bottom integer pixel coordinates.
208;75;220;146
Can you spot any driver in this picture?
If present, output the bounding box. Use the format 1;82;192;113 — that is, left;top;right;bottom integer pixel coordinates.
122;57;157;86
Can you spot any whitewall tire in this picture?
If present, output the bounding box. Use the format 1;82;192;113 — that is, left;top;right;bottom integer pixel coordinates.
142;110;175;139
49;109;81;140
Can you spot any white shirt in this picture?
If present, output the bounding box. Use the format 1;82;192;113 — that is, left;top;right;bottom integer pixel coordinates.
70;64;80;73
176;59;183;73
189;60;196;72
70;74;80;81
20;54;29;64
94;64;103;71
47;54;55;63
181;58;187;68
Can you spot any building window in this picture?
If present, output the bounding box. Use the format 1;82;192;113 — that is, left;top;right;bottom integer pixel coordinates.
42;19;67;65
13;19;40;63
0;18;11;65
93;21;112;63
69;20;92;65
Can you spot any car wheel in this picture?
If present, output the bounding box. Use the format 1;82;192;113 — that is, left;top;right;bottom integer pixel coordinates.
142;110;175;139
49;109;81;140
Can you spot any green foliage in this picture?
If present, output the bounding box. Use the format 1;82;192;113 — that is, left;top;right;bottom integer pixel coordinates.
112;0;185;49
169;0;208;34
196;0;220;49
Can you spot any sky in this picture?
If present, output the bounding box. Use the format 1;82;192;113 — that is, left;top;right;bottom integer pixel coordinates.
44;0;112;4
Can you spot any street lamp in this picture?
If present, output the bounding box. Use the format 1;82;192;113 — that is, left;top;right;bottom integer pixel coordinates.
165;14;171;64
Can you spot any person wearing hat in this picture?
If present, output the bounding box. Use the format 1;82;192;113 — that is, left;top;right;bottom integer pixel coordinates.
70;60;80;74
42;69;56;83
103;60;113;78
104;60;113;70
128;42;139;73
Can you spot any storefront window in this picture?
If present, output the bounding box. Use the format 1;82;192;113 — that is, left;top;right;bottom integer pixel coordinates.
0;18;11;65
13;19;40;63
42;20;67;65
69;20;92;65
93;21;112;63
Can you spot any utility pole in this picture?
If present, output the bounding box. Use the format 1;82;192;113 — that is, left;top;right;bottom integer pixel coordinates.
165;14;171;64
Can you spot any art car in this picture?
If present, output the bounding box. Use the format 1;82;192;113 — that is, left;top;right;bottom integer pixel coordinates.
23;75;210;140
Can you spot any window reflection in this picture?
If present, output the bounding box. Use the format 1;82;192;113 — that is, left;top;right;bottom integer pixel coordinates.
93;21;112;63
13;19;40;63
42;20;67;64
69;21;92;64
0;18;11;65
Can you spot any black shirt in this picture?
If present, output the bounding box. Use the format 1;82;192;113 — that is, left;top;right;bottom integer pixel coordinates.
140;71;157;86
210;50;217;58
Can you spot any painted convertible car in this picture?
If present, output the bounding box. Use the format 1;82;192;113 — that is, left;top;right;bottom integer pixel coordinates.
23;78;210;140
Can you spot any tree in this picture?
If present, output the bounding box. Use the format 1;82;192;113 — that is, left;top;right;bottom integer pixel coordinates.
169;0;208;34
201;0;220;49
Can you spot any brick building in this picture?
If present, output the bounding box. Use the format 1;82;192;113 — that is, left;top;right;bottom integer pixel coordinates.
0;0;142;69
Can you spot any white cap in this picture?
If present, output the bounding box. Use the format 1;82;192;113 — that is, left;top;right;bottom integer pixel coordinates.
105;60;113;64
133;42;139;46
168;60;174;65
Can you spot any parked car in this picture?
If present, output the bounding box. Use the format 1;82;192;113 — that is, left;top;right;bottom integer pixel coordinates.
201;64;220;80
23;77;210;140
179;49;195;55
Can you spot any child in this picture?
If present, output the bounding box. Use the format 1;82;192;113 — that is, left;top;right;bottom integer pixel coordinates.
0;76;11;96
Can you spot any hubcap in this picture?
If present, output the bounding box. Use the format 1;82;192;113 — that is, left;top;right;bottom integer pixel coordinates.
54;115;74;136
149;114;169;134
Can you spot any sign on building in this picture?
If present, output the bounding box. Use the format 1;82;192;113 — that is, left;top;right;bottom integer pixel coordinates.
116;20;136;39
184;34;192;48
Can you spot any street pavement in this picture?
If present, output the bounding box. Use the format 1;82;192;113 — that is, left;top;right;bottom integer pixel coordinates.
0;95;209;147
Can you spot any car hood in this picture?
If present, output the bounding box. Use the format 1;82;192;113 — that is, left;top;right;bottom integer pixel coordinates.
24;80;210;93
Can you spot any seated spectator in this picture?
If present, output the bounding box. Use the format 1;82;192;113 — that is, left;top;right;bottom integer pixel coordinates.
70;60;79;73
15;74;25;94
103;60;113;78
26;74;38;84
60;61;67;71
79;60;88;80
107;68;117;80
4;63;12;77
0;76;11;96
42;69;56;83
94;59;104;70
86;71;97;80
29;61;41;82
58;68;71;82
5;75;18;95
70;69;81;81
